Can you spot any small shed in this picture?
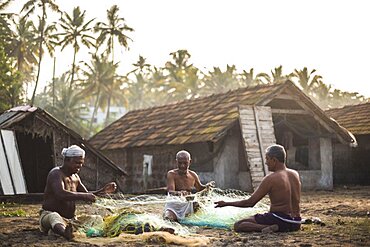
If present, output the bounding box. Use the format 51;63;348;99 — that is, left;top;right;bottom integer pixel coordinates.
90;81;355;193
0;105;127;195
326;102;370;185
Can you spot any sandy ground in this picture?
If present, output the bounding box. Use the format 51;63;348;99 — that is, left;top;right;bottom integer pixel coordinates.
0;186;369;247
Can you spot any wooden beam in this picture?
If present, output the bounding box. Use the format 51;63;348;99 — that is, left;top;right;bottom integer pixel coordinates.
253;106;268;176
271;109;309;115
273;94;298;100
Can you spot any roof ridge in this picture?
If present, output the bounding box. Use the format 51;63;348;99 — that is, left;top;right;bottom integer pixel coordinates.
126;82;279;114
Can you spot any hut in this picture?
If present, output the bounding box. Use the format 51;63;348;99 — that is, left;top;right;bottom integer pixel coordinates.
326;102;370;185
90;81;355;193
0;105;127;195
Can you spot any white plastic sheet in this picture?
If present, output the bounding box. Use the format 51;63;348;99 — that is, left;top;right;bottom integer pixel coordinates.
0;129;27;194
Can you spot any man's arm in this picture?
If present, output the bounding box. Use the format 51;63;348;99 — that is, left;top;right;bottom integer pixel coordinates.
192;171;206;192
215;176;271;208
166;171;177;194
76;175;117;195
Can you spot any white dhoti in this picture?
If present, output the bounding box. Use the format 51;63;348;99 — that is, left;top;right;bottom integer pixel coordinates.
164;200;194;220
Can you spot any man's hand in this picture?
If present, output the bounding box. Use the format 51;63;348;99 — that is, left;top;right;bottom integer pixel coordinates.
206;181;216;188
102;182;117;194
214;200;228;208
84;193;96;202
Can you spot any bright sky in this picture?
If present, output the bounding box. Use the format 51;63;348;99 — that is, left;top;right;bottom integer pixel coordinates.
10;0;370;97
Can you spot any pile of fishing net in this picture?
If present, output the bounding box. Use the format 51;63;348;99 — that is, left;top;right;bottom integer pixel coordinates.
77;187;268;246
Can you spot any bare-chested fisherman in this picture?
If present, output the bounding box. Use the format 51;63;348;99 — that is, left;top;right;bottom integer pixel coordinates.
164;150;215;222
214;144;301;233
40;145;117;240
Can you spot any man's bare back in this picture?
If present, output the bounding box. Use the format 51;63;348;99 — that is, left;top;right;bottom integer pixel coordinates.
264;168;301;217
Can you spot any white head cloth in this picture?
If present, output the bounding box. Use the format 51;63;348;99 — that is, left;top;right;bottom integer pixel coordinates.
61;145;85;158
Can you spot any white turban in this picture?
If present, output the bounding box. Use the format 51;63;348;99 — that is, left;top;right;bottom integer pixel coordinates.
61;145;85;158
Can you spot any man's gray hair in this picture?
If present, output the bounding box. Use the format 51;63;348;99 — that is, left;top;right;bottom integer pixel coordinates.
176;150;191;160
266;144;286;163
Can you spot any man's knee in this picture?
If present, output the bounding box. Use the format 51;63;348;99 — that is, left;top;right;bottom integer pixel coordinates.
233;217;256;232
164;210;177;221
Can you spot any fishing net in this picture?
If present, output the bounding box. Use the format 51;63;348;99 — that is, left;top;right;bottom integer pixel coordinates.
77;187;268;245
180;187;269;229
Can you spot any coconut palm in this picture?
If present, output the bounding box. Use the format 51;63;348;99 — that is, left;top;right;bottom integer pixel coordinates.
94;4;133;124
258;65;293;85
8;17;38;75
79;53;118;133
0;0;14;48
21;0;60;105
0;43;23;112
125;55;158;110
94;4;133;62
239;68;267;87
200;65;239;95
57;6;95;92
292;67;322;94
40;73;89;136
164;49;201;101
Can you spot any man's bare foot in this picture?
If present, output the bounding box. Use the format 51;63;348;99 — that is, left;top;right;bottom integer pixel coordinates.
64;223;74;241
261;224;279;233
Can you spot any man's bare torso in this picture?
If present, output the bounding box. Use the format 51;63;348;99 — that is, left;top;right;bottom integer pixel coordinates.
168;169;197;192
42;167;79;219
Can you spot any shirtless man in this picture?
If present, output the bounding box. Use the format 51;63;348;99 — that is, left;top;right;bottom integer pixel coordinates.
40;145;117;240
214;144;301;233
164;150;215;221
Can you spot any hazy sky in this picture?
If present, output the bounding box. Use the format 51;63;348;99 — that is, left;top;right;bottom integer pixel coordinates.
10;0;370;97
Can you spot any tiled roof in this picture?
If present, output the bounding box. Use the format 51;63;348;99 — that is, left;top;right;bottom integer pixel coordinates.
90;83;283;150
325;102;370;135
90;81;356;150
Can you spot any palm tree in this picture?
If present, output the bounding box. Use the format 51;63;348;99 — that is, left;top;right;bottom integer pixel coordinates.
94;4;133;125
8;17;38;75
0;43;23;112
125;55;156;110
57;6;95;92
94;4;133;62
239;68;266;87
259;65;293;85
200;65;239;95
40;73;89;136
79;53;118;133
0;0;15;49
164;49;200;101
292;67;322;94
21;0;60;105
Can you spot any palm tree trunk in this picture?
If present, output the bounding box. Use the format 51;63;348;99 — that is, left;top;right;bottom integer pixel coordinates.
104;40;115;127
89;89;100;133
31;10;45;106
69;44;77;91
104;90;112;127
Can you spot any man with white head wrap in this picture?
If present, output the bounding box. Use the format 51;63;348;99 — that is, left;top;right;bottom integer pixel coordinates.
39;145;117;241
61;145;85;158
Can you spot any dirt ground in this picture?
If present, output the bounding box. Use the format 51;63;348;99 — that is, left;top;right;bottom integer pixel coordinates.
0;186;369;247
